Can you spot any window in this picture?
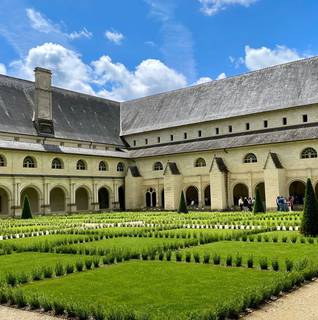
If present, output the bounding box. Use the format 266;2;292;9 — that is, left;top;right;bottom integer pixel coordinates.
228;125;232;133
60;142;64;146
264;120;268;128
117;162;125;172
303;114;308;123
23;156;36;168
0;155;6;167
157;137;161;143
145;138;148;145
133;140;136;146
283;117;287;125
198;130;202;137
76;160;87;170
301;147;317;159
195;158;206;167
170;135;174;141
51;158;63;169
244;153;257;163
77;143;82;148
153;161;163;171
99;161;108;171
215;128;219;135
246;123;250;130
184;132;187;139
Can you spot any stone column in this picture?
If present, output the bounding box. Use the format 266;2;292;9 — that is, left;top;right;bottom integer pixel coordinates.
68;181;76;213
12;179;21;216
41;180;50;214
91;181;99;212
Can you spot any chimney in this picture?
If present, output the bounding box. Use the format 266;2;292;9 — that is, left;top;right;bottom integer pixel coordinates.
34;67;54;136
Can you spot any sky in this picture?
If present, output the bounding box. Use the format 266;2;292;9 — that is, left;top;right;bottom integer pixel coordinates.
0;0;317;101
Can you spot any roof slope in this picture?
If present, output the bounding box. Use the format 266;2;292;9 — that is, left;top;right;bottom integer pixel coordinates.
0;75;123;145
120;57;318;136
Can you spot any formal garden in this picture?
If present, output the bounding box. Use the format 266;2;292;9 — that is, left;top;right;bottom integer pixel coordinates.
0;179;317;319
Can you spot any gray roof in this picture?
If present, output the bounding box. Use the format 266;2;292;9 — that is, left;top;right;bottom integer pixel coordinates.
213;157;228;173
0;74;123;145
268;152;284;169
128;165;142;177
164;162;180;175
120;57;318;136
128;124;318;158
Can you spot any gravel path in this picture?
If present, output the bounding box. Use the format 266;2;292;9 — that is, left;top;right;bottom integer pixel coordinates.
0;306;59;320
245;280;318;320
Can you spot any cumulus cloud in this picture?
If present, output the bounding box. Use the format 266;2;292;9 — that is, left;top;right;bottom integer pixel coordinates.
194;77;213;85
244;45;309;71
216;72;226;79
105;30;124;45
198;0;257;15
0;63;6;75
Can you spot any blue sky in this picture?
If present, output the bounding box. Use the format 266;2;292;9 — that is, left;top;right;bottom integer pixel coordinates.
0;0;317;100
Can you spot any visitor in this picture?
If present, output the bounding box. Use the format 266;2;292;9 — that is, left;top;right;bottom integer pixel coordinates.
238;197;243;211
278;196;285;211
289;196;294;211
243;197;249;211
247;197;253;211
276;196;280;211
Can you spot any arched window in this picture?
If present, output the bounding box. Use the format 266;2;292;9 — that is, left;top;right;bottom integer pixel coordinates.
195;158;206;167
23;156;36;168
76;160;87;170
301;147;317;159
244;153;257;163
99;161;108;171
153;161;163;171
0;155;6;167
51;158;63;169
117;162;124;172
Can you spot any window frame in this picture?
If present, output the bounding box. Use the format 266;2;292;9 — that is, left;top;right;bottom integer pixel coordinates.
243;153;257;164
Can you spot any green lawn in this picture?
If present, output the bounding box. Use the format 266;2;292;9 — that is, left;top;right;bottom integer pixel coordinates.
21;261;284;319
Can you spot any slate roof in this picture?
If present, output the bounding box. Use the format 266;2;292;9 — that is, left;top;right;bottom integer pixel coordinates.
128;165;142;177
269;152;284;169
164;162;180;175
120;57;318;136
0;74;123;146
214;157;228;173
128;124;318;158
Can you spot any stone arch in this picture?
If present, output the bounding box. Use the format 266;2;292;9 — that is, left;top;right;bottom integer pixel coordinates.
289;180;306;205
21;186;41;214
204;185;211;206
0;187;10;215
98;187;109;209
118;185;125;210
233;183;249;205
75;186;90;211
186;186;199;206
50;187;66;212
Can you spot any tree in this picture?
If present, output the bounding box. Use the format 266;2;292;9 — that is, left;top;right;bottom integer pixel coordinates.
301;178;318;236
253;188;265;213
178;191;188;213
21;196;32;219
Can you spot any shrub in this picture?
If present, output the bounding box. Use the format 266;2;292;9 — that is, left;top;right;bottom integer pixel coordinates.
18;272;29;284
55;263;65;276
66;264;74;274
6;273;17;286
203;253;210;264
235;254;242;267
21;196;32;219
301;178;318;236
263;235;269;242
43;266;53;278
93;257;100;268
285;259;293;272
291;235;297;243
213;253;221;265
14;290;27;308
247;256;253;268
259;257;268;270
75;260;84;272
308;237;314;244
193;252;200;263
141;251;148;260
85;259;93;270
158;252;164;261
253;188;265;213
272;235;278;243
257;235;262;242
226;255;232;267
282;236;288;243
178;191;188;214
32;269;42;281
166;251;172;261
185;252;191;263
175;252;182;262
272;259;279;271
52;300;65;316
28;294;40;310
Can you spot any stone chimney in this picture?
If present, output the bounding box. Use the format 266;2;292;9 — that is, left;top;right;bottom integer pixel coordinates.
34;67;54;135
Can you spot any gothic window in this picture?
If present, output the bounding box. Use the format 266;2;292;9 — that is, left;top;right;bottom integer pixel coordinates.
117;162;125;172
51;158;63;169
244;153;257;163
301;147;317;159
195;158;206;167
0;155;6;167
23;156;36;168
153;162;163;171
76;160;87;170
99;161;108;171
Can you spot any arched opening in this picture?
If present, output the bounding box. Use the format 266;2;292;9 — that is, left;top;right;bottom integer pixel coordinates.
21;187;40;214
195;158;206;167
117;162;125;172
233;183;249;205
145;188;156;208
76;160;87;170
98;187;109;209
23;156;36;168
50;187;66;212
204;185;211;206
118;186;125;210
51;158;63;169
99;161;108;171
289;181;305;205
161;189;165;208
244;153;257;163
153;162;163;171
255;182;265;202
146;192;151;207
0;188;9;215
75;187;89;211
186;186;198;206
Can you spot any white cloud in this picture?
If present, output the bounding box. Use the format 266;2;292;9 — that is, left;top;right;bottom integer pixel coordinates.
193;77;212;85
105;30;124;45
93;56;187;101
244;45;309;71
10;43;94;94
0;63;6;75
198;0;257;15
26;8;58;33
216;72;226;79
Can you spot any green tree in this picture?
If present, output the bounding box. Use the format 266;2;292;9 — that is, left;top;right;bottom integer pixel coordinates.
301;178;318;236
253;188;265;213
178;191;188;213
21;196;32;219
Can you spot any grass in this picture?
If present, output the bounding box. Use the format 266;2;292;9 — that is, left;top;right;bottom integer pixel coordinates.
20;261;284;319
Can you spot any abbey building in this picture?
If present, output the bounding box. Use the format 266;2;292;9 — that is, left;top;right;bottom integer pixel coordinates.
0;57;318;215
